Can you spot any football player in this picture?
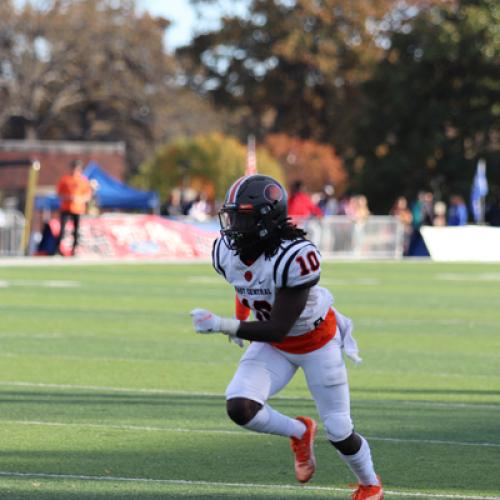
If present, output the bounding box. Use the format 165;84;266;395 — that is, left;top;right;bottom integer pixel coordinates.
190;175;383;499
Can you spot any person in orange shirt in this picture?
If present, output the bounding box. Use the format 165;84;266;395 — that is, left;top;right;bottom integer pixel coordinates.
56;160;92;256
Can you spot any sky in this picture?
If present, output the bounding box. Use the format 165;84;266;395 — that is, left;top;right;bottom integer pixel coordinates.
137;0;199;51
15;0;243;52
137;0;248;52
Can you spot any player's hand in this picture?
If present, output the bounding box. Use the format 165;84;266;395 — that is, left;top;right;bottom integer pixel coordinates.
190;309;243;348
190;308;221;333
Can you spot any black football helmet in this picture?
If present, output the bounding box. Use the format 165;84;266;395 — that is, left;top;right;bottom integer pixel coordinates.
219;174;288;252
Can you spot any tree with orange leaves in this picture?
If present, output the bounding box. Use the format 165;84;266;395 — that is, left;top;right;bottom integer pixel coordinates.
265;134;347;195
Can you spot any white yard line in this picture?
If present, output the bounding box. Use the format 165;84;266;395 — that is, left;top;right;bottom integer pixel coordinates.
2;419;499;449
0;333;68;339
0;380;223;395
397;400;500;410
0;352;194;364
0;380;498;410
366;436;500;448
437;273;500;282
0;280;81;288
0;471;497;499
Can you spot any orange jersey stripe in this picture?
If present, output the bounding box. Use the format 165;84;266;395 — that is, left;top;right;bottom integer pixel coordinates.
271;309;337;354
235;295;251;321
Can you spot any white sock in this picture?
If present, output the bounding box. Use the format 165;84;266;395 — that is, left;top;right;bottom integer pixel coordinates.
337;435;379;485
243;404;306;438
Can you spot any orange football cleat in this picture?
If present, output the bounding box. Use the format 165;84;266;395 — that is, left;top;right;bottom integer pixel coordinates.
290;416;317;483
351;476;384;500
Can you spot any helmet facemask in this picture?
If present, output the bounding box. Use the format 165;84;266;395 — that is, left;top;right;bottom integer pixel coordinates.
220;204;280;253
219;205;260;251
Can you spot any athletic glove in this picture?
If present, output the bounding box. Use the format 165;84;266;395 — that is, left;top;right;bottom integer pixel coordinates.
190;308;243;347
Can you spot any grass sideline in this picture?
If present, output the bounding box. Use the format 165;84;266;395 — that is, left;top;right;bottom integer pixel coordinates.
0;260;499;499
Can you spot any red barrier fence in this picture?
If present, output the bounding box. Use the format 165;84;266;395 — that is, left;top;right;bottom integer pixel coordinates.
58;215;218;259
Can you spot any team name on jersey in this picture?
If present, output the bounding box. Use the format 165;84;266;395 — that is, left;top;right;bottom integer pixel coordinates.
235;286;272;296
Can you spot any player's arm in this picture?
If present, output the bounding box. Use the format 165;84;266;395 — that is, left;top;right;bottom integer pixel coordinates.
236;286;310;342
190;283;313;344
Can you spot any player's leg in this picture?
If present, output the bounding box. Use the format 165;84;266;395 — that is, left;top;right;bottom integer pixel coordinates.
226;342;317;483
225;342;305;438
301;337;381;490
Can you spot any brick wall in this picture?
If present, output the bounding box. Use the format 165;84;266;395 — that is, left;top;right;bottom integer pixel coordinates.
0;140;126;197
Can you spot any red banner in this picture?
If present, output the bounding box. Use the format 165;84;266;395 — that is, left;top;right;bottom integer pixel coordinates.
60;215;218;259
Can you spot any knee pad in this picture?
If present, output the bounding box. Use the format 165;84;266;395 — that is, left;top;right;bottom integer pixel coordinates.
323;412;353;442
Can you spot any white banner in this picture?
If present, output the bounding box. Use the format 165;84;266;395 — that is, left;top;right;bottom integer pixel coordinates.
421;225;500;262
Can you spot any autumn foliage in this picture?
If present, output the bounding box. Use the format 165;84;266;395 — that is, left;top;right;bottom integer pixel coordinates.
133;132;285;201
265;134;347;195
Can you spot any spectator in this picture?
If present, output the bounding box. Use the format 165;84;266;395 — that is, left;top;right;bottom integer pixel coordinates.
408;191;433;257
411;191;434;230
433;201;447;227
317;185;339;215
354;195;371;222
349;195;371;255
288;180;323;218
161;190;182;216
337;195;350;216
56;160;92;256
447;195;468;226
343;195;369;221
188;194;211;221
390;196;413;255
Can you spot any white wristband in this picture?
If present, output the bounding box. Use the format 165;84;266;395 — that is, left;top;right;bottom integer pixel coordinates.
219;317;240;336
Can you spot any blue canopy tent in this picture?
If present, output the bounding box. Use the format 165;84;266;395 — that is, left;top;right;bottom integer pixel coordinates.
35;161;159;212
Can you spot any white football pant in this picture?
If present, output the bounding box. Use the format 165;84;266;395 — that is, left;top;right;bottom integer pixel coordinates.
225;331;353;443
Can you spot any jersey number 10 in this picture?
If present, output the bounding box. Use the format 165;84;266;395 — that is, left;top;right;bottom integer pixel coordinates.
296;251;320;276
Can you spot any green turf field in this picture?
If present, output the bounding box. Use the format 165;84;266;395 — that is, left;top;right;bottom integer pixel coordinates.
0;260;498;499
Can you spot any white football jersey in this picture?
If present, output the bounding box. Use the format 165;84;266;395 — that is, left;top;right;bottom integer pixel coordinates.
212;237;334;337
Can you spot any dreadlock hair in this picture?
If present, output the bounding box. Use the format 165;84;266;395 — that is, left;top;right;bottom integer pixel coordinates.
263;218;307;259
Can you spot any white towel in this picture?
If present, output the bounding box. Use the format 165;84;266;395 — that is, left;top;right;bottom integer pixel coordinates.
334;308;362;364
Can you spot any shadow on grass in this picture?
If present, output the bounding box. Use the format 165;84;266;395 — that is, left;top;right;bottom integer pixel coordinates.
1;387;498;409
0;389;498;495
0;431;499;496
